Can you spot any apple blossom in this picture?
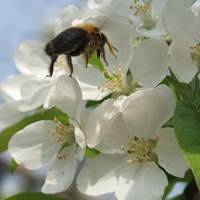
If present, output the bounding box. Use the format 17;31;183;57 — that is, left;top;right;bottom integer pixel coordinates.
77;85;188;200
88;0;168;38
8;73;86;194
9;118;86;194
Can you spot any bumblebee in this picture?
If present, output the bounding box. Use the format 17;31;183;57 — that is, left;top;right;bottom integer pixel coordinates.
45;23;118;77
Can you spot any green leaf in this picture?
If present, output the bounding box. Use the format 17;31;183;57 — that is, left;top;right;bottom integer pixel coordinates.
9;159;19;173
86;94;112;108
174;101;200;189
0;107;68;153
4;192;66;200
89;52;104;71
85;147;100;158
168;195;186;200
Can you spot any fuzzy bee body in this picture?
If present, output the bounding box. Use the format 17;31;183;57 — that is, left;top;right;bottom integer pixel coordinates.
45;24;118;77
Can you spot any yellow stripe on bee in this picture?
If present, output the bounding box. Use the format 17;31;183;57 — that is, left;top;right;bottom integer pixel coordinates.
74;23;100;33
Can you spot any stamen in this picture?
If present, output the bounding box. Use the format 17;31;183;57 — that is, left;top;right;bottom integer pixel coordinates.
57;154;67;160
190;37;200;66
121;135;156;163
49;118;75;145
99;66;133;98
130;0;156;30
55;55;67;69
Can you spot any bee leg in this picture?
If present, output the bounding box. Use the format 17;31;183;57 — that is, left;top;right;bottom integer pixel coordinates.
107;41;118;59
83;53;89;68
48;56;58;77
100;45;108;66
104;36;118;59
97;49;101;59
66;55;73;77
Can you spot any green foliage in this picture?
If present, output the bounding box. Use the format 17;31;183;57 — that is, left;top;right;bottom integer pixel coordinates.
86;94;112;108
173;73;200;190
4;193;66;200
174;101;200;189
169;195;186;200
85;147;100;158
9;159;18;173
89;52;104;71
0;107;68;153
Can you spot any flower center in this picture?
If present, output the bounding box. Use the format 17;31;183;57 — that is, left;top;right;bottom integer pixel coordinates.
121;135;157;163
50;118;75;145
99;67;137;98
130;0;156;30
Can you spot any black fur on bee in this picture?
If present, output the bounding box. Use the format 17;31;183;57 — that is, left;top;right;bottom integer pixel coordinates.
45;23;118;77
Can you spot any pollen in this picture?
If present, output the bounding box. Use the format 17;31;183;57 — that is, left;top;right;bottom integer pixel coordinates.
121;135;156;163
50;118;75;145
56;55;67;67
190;38;200;65
134;2;151;15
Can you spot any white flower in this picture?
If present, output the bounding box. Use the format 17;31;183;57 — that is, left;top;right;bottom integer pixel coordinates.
9;118;86;194
75;38;169;100
88;0;168;38
130;0;168;38
164;0;200;83
77;85;188;199
7;56;87;194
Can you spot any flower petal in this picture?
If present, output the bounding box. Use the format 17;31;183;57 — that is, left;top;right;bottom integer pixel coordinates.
14;40;49;77
95;112;129;154
88;0;133;21
54;5;82;35
71;119;86;151
74;66;108;101
85;98;120;147
44;75;82;119
121;85;175;138
0;75;34;101
0;102;27;130
115;162;168;200
163;0;196;40
77;154;124;196
169;41;197;83
19;79;53;111
8;121;60;169
42;145;79;194
155;128;189;178
130;39;169;88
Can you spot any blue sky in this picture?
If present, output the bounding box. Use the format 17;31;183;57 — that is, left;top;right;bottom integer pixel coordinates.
0;0;82;82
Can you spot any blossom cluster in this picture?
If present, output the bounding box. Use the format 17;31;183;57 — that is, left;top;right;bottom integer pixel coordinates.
1;0;200;199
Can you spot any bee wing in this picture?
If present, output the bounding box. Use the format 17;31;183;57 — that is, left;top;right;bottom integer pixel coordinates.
51;27;90;55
